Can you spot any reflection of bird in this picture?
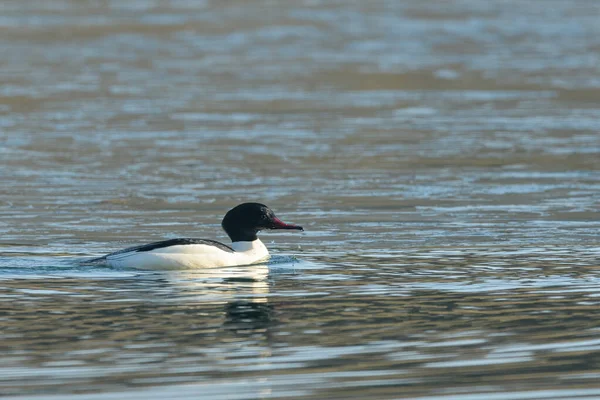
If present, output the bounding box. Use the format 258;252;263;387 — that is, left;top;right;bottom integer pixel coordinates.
86;203;303;269
168;265;274;332
176;264;271;301
223;300;275;332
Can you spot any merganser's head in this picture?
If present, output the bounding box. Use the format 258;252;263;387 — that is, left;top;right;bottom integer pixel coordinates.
221;202;303;242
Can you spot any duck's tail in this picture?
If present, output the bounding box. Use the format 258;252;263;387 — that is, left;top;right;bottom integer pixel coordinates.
80;256;107;265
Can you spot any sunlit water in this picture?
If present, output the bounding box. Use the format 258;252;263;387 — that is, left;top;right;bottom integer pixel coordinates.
1;1;600;399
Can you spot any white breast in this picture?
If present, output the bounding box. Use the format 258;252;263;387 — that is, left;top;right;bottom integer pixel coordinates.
106;239;269;269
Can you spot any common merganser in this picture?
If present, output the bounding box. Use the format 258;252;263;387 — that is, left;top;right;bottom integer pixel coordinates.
88;203;303;269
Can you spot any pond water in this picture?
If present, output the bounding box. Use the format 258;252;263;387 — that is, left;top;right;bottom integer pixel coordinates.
1;1;600;399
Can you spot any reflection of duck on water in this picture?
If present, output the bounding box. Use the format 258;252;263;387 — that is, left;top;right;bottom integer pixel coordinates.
86;203;303;269
224;300;275;332
165;263;271;300
172;264;277;333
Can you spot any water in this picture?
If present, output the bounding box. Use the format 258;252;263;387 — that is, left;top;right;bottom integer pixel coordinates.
1;0;600;398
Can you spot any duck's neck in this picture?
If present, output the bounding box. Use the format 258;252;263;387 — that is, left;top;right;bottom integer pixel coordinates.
231;238;268;256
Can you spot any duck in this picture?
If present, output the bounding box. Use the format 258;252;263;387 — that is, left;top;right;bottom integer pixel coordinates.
88;203;303;269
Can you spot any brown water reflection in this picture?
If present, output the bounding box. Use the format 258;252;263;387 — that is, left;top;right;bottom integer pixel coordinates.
2;0;600;399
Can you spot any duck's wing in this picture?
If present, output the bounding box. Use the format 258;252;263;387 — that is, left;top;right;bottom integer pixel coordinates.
85;238;234;263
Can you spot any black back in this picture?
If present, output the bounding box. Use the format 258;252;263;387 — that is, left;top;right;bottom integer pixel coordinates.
107;238;234;258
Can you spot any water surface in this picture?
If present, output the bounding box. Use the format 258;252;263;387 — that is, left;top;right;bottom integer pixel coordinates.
1;1;600;399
